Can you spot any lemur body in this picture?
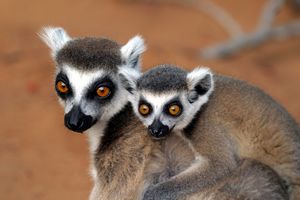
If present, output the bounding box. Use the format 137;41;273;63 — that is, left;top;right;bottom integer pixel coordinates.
40;28;295;200
40;27;157;200
144;132;288;200
121;64;300;200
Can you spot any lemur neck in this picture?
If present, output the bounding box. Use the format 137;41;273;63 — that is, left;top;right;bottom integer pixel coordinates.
85;103;133;182
97;103;133;153
86;102;133;154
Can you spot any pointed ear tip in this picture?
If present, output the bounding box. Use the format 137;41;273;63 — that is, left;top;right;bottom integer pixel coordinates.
130;35;146;48
42;26;65;32
39;26;67;37
195;66;211;71
190;67;213;75
132;35;144;42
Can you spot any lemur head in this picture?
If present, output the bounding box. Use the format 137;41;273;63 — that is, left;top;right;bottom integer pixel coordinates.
40;27;145;133
120;64;214;139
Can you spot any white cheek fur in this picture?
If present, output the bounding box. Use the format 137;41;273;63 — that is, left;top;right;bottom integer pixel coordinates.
130;90;212;131
132;92;180;128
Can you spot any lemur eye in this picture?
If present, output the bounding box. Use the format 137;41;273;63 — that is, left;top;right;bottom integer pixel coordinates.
96;86;111;97
168;105;181;116
56;81;69;94
139;104;151;116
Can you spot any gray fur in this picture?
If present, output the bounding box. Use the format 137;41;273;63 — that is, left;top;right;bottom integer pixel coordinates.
56;37;122;72
40;27;152;200
41;27;297;200
137;65;188;92
127;65;299;200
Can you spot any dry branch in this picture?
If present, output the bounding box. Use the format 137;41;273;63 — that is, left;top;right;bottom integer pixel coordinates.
201;20;300;59
200;0;300;59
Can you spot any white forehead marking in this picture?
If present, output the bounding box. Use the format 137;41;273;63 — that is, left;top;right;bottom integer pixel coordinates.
141;91;178;115
63;65;107;103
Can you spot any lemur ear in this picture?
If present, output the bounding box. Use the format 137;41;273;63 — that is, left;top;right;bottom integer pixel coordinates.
118;66;140;94
39;26;71;56
186;67;214;103
121;35;146;70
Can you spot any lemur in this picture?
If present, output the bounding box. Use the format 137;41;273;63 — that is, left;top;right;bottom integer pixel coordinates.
40;27;293;200
39;27;156;200
120;64;300;200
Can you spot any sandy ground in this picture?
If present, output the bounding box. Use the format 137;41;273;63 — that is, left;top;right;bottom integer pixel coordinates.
0;0;300;199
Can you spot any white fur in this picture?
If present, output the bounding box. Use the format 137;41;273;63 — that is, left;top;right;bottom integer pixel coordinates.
131;88;213;132
187;67;214;97
133;91;177;128
87;121;106;183
87;122;106;154
89;181;102;200
39;26;71;56
121;35;146;69
63;66;105;113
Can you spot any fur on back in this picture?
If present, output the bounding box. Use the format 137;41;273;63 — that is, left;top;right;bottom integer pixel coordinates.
187;74;300;197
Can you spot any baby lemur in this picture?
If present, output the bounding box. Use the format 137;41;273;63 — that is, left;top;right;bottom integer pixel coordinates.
121;64;300;200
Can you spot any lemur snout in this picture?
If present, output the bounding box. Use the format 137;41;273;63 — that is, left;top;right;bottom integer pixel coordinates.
64;106;96;133
148;119;170;139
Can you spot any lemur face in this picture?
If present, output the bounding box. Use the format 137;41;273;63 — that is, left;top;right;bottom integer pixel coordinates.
136;91;194;139
120;65;214;139
40;27;145;133
54;66;126;133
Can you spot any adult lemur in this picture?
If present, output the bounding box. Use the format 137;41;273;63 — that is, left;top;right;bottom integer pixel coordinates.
40;27;294;200
40;27;153;200
121;64;300;200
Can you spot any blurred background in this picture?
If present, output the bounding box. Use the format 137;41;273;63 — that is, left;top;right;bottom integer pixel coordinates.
1;0;300;199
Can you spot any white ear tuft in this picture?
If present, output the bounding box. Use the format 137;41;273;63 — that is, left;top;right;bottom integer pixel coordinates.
187;67;214;103
39;26;71;56
187;67;212;88
121;35;146;70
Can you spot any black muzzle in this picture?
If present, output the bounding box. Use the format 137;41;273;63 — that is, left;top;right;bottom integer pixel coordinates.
64;106;96;133
148;119;170;139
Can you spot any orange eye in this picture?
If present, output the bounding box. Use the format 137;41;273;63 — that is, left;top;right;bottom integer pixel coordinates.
56;81;69;93
168;105;181;116
139;104;150;116
96;86;110;97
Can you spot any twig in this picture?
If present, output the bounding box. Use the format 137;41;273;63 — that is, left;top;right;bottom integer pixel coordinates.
201;20;300;59
257;0;284;32
199;0;300;59
192;0;244;38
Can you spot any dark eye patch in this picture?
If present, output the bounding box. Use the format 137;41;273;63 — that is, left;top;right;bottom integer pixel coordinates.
138;97;153;117
86;76;116;101
55;72;73;99
163;97;183;117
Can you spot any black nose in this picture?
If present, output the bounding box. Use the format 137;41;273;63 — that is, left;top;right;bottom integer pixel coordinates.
64;106;96;133
148;119;170;139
